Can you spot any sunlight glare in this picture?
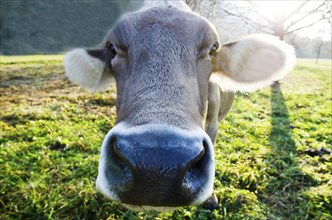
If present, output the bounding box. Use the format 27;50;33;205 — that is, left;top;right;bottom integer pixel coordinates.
255;0;330;40
256;1;300;18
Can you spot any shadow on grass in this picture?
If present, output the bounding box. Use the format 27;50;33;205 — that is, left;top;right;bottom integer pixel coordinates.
261;82;318;217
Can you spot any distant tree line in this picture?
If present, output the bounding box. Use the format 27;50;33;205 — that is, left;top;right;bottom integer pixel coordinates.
1;0;143;55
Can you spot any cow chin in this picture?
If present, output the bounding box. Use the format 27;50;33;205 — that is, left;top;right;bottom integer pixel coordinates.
96;122;215;210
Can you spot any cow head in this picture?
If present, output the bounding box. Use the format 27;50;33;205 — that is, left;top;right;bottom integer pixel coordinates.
64;0;295;212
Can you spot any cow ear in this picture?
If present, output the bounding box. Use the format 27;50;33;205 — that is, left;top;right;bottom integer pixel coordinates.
211;34;295;92
63;48;113;92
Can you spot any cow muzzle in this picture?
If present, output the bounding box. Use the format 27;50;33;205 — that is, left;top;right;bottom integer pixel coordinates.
96;123;215;210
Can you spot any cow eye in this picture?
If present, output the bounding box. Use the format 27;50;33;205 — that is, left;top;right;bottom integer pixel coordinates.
209;42;219;56
105;41;117;58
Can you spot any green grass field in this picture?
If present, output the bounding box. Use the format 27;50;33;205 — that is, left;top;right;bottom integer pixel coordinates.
1;56;331;219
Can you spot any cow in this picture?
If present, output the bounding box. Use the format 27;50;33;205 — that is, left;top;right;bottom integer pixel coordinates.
63;0;295;212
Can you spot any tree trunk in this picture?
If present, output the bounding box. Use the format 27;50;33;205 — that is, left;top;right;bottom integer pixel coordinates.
316;41;323;64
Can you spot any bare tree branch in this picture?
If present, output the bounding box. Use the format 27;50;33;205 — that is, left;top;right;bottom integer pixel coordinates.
247;0;275;26
286;16;327;34
285;0;328;31
220;0;330;40
283;0;310;21
222;8;270;33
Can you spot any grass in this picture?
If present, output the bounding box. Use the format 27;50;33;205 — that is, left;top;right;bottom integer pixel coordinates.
1;56;331;219
0;55;63;64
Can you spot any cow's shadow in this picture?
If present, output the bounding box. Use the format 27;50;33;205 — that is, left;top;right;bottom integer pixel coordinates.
260;82;317;216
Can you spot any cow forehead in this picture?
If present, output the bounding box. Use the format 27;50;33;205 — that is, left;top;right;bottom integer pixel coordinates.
109;6;219;48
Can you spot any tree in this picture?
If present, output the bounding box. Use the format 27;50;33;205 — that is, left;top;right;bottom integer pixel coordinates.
222;0;331;40
184;0;219;19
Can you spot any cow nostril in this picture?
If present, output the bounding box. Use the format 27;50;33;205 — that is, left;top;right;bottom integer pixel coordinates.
183;140;210;189
112;139;126;163
185;145;205;171
106;137;134;189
